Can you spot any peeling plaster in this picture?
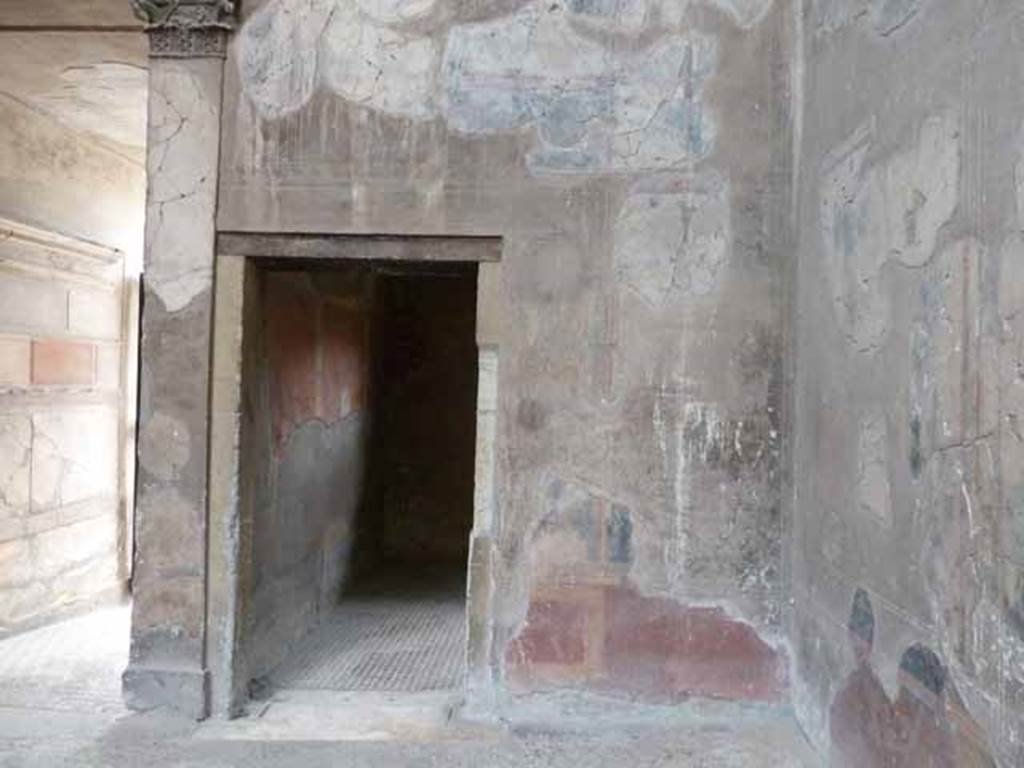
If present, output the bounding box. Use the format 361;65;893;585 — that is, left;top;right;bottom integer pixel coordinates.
443;6;717;173
819;115;960;353
0;415;31;517
568;0;775;30
30;409;119;512
188;0;792;721
356;0;440;24
615;172;730;306
321;2;440;120
236;0;335;121
857;413;891;529
145;63;220;313
235;0;751;173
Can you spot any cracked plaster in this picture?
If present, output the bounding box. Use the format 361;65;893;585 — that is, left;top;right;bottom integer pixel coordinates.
145;61;221;313
0;416;31;519
856;413;891;529
162;0;792;720
810;0;930;38
793;4;1024;760
30;409;119;513
614;172;730;307
819;114;960;353
235;0;769;173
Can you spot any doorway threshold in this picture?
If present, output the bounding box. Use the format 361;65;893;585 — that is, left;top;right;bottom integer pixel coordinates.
194;689;495;742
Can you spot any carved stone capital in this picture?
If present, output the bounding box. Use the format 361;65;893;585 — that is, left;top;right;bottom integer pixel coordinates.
133;0;238;59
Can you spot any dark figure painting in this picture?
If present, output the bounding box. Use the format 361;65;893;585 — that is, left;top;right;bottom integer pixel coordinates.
829;589;894;767
889;643;955;768
829;589;998;767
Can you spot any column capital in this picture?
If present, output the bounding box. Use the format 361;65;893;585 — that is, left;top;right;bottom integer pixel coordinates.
131;1;238;59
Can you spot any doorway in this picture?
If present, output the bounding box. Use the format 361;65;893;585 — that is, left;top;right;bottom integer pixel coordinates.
234;258;478;699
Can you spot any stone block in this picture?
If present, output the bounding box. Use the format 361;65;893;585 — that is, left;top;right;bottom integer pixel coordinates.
32;514;119;578
0;335;30;386
122;665;209;719
96;343;122;390
48;554;120;605
31;339;96;386
0;517;23;542
0;276;67;333
0;582;48;630
0;536;33;587
68;287;122;340
31;408;119;510
0;414;31;517
23;509;59;536
60;496;116;526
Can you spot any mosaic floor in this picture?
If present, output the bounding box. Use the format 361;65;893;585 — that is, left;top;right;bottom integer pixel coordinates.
271;594;466;693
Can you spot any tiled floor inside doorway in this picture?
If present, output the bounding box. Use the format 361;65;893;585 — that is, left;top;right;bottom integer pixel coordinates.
270;593;465;693
267;566;467;695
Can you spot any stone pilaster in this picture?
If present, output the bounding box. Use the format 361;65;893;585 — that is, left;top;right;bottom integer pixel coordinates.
122;0;236;718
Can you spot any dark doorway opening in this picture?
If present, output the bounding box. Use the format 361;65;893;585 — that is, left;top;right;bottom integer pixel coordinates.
351;268;479;596
240;258;478;697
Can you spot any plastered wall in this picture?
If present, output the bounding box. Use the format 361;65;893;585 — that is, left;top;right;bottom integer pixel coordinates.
790;0;1024;763
238;266;375;683
0;92;142;634
221;0;797;704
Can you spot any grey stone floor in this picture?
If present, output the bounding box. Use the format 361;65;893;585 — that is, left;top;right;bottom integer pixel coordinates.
0;603;128;716
0;605;823;767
